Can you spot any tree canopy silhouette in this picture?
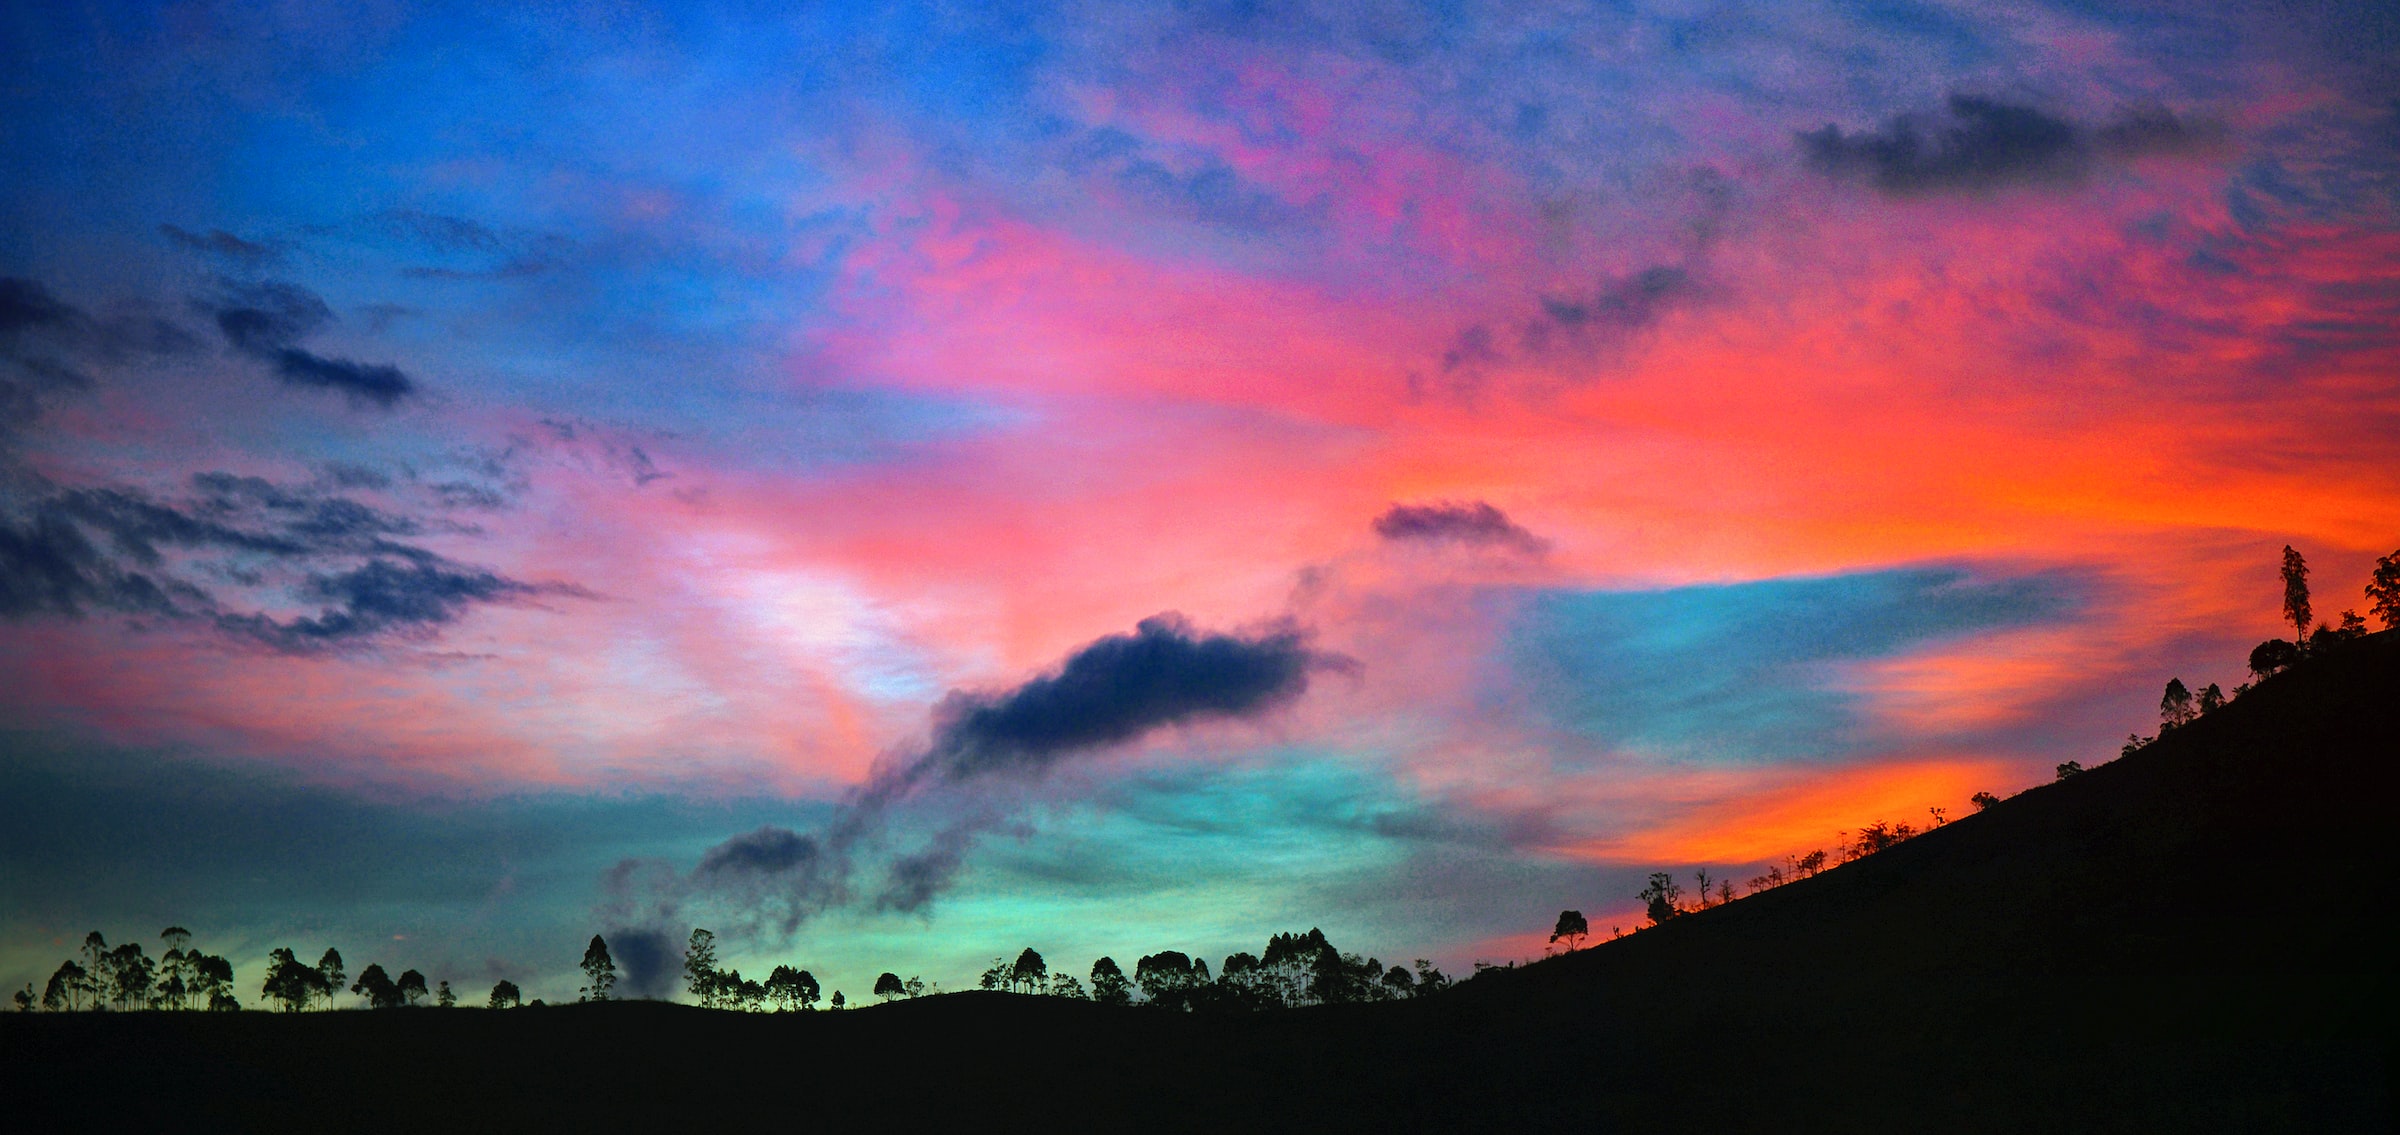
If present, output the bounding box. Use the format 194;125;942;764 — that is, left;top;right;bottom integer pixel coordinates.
1549;910;1589;952
1638;873;1683;926
580;935;616;1002
2369;549;2400;630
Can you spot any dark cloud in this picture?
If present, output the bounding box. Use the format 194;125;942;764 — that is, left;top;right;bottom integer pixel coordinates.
1519;264;1699;357
603;926;679;999
912;613;1321;785
696;825;824;876
210;280;335;351
1372;500;1549;554
874;823;978;914
264;348;414;406
0;470;577;650
1800;95;2227;195
203;279;418;407
215;559;554;650
0;278;86;337
614;615;1338;938
159;224;280;265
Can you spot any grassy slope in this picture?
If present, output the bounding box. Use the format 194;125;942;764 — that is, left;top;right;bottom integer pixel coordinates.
6;635;2394;1132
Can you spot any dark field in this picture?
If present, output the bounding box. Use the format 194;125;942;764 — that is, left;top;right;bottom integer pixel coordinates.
9;635;2395;1132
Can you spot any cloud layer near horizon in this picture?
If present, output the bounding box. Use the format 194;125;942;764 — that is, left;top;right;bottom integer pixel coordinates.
3;0;2396;997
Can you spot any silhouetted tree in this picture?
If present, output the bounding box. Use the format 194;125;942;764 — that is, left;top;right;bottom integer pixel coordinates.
1089;957;1133;1006
580;935;617;1002
829;990;845;1010
1009;948;1047;994
1844;821;1916;861
1135;951;1201;1010
1412;959;1451;994
397;970;428;1006
1382;965;1415;997
2368;549;2400;630
683;929;719;1008
1549;910;1589;952
906;975;927;998
262;949;317;1012
488;980;521;1009
1638;873;1683;926
352;964;401;1009
2160;678;2194;729
155;927;194;1010
874;972;906;1002
79;932;106;982
2248;638;2299;680
2057;760;2084;780
2197;683;2225;714
316;950;345;1011
42;962;88;1011
735;974;764;1011
1044;973;1081;998
12;984;30;1013
1970;791;2001;812
193;953;237;1011
437;981;456;1008
2281;544;2312;645
101;942;154;1011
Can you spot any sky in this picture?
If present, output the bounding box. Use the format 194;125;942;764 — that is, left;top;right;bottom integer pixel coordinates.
3;0;2396;1004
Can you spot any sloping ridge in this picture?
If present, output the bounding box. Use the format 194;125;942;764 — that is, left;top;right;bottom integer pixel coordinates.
1393;629;2399;1130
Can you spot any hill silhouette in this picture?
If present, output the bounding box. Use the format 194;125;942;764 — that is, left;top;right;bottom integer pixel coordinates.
6;633;2394;1131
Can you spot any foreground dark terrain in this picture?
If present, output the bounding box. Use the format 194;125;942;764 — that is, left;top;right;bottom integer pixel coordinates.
8;635;2395;1132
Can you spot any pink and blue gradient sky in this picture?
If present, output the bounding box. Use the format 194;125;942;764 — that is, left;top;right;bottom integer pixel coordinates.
4;0;2396;1000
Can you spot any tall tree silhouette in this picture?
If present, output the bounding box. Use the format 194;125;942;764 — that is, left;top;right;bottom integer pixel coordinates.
2282;545;2311;643
2368;549;2400;630
1549;910;1590;952
487;980;521;1009
437;981;456;1008
874;972;905;1002
580;935;617;1002
11;984;30;1012
683;929;719;1007
396;970;429;1006
315;950;345;1011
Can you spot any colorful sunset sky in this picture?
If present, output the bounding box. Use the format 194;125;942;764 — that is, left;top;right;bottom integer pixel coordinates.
5;0;2396;1002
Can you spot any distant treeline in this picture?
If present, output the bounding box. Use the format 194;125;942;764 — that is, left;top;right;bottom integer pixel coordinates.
669;926;1454;1013
16;929;238;1013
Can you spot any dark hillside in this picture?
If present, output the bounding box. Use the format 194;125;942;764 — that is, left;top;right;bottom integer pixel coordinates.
7;634;2395;1132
